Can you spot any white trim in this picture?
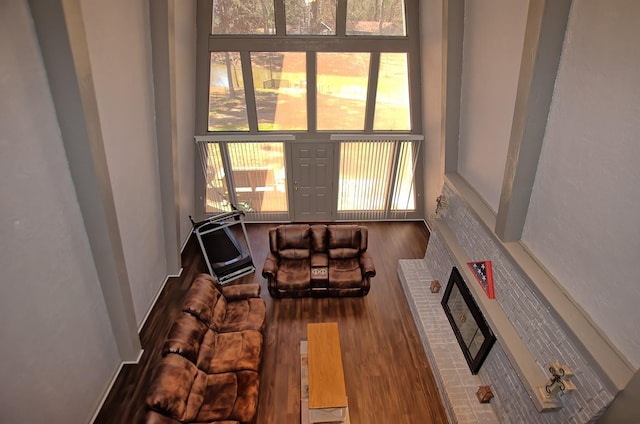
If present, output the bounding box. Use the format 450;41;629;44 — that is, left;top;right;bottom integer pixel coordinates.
330;133;424;141
180;228;192;253
138;270;182;333
195;134;296;142
90;349;144;424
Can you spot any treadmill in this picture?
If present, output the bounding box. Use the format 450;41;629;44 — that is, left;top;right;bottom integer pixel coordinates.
189;209;255;284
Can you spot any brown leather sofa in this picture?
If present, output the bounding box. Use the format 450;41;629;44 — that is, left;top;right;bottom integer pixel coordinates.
262;224;376;298
143;273;266;424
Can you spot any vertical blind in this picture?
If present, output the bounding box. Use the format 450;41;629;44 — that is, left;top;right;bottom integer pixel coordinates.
197;135;421;222
335;138;421;221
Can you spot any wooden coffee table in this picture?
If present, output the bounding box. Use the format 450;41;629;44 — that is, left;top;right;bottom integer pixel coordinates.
307;322;348;424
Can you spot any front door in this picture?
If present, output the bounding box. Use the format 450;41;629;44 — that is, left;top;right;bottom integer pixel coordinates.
290;142;335;221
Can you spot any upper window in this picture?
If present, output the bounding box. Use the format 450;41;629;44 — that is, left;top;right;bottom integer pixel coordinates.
211;0;275;34
285;0;337;35
346;0;406;36
199;0;418;133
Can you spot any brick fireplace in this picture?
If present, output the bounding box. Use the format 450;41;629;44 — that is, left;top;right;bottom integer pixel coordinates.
398;182;616;423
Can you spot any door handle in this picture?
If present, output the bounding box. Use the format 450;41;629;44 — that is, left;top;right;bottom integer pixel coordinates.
294;181;299;191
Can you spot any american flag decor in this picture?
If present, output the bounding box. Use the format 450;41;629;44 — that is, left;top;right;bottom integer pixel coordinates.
467;261;495;299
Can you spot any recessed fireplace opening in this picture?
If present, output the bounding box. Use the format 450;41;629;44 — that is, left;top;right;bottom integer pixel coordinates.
441;267;496;374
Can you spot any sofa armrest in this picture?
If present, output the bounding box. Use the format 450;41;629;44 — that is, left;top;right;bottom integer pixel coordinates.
222;283;261;300
162;313;208;363
261;252;279;279
360;251;376;277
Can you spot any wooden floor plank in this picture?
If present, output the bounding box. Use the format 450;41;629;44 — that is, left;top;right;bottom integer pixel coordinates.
94;221;448;424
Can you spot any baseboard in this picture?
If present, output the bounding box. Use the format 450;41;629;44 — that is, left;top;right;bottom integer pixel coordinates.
138;231;192;333
90;348;144;423
180;227;193;253
138;269;182;334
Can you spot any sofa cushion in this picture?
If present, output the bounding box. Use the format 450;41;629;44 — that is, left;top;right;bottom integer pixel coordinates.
197;329;263;374
276;258;311;291
328;257;363;289
196;370;260;424
163;312;208;363
215;297;266;333
146;354;207;423
276;224;311;259
183;274;265;334
310;224;327;252
221;283;261;301
327;225;361;259
182;274;225;328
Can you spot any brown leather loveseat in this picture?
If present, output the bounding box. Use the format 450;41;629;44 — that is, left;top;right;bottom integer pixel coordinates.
143;273;266;424
262;224;375;298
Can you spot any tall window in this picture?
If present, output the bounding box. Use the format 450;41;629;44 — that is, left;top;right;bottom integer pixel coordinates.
196;0;422;220
198;0;418;134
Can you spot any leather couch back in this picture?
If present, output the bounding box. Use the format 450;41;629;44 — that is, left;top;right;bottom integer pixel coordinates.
182;274;227;329
270;224;311;259
269;224;369;259
327;224;365;259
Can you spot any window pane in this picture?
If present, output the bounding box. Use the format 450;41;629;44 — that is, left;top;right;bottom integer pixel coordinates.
374;53;411;130
391;141;417;210
251;52;307;131
338;141;393;210
204;143;231;213
317;53;370;130
284;0;336;35
346;0;406;36
228;142;288;213
209;52;249;131
211;0;275;35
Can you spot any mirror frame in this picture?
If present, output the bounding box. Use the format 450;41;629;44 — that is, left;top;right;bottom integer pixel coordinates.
441;267;496;374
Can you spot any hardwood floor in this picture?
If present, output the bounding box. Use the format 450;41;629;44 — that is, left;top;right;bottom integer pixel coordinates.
95;221;448;424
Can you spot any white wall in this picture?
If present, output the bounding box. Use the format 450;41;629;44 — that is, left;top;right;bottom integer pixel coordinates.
457;0;529;212
420;0;445;218
0;1;120;422
523;0;640;367
81;0;168;325
175;2;197;246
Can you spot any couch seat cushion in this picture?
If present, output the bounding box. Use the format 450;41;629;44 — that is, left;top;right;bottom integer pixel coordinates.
197;329;263;374
328;257;362;288
276;258;311;291
215;297;266;333
196;370;260;424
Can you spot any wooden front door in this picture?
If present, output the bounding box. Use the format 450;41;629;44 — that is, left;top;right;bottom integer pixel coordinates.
290;142;335;221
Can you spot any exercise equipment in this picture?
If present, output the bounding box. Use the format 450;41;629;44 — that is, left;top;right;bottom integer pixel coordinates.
190;209;255;284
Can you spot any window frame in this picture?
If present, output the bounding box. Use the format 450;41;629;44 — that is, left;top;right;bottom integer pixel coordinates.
195;0;422;136
194;0;424;220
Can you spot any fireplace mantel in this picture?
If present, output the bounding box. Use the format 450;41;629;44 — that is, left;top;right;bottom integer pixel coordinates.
415;177;623;422
443;173;632;393
432;219;562;411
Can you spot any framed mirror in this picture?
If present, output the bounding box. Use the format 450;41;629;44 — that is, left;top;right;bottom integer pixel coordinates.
441;267;496;374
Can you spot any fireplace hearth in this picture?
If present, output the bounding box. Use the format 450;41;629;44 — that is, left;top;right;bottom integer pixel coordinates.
398;259;499;424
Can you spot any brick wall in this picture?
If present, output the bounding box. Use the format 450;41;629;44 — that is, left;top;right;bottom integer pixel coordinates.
405;182;616;423
399;258;499;424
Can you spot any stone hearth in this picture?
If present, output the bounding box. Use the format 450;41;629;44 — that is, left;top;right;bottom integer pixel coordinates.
398;258;499;424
